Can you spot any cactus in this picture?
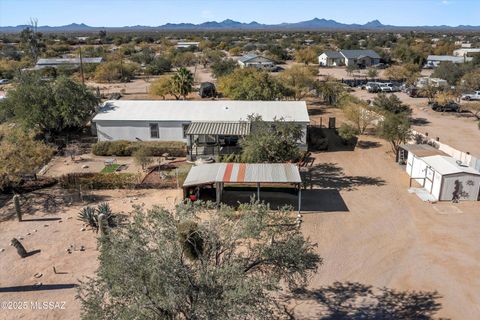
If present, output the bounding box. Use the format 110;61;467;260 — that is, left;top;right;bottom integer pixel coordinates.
13;194;22;222
98;214;107;236
11;238;28;258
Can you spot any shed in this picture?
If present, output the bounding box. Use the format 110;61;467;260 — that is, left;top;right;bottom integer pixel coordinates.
406;153;480;201
183;163;303;211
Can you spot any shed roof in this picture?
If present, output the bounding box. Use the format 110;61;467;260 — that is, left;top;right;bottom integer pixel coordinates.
183;163;302;187
92;100;310;123
238;53;273;64
400;144;448;158
186;121;250;136
36;57;103;65
426;55;472;63
421;155;480;176
340;50;381;59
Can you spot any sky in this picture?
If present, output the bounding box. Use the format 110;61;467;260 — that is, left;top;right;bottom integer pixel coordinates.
0;0;478;27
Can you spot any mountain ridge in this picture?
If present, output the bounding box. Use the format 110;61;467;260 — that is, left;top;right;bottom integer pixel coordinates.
1;18;479;32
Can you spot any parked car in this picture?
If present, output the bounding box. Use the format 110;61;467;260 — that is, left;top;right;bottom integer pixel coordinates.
365;82;382;93
461;91;480;101
431;102;459;112
0;79;9;84
379;83;400;93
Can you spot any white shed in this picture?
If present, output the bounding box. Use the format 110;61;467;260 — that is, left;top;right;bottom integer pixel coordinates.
407;153;480;201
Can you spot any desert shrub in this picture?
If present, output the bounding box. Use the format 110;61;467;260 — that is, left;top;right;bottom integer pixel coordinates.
338;123;359;142
92;140;187;157
59;172;141;190
78;202;117;232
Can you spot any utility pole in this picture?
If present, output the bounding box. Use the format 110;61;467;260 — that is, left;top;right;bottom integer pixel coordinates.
79;46;85;85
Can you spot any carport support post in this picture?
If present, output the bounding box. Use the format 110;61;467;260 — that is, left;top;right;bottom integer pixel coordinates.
298;184;302;215
257;183;260;201
215;182;222;205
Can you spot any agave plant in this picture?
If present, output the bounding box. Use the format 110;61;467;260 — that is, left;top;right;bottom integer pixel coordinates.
96;202;116;228
78;206;99;231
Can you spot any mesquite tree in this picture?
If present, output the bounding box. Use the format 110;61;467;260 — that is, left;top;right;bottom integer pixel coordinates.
78;200;321;320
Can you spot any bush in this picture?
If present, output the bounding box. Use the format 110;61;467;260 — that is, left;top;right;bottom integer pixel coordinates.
338;123;359;143
92;140;187;157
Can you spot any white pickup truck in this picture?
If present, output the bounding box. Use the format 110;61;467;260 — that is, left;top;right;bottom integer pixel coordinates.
461;91;480;101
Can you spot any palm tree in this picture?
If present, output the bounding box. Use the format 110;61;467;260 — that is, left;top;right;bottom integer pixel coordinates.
172;67;194;100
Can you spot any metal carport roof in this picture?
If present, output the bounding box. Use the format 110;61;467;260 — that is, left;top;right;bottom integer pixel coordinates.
186;122;250;136
183;163;302;187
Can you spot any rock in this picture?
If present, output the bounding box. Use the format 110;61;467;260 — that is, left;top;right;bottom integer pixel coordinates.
34;273;43;278
82;165;89;169
67;217;72;220
26;232;31;236
79;246;85;252
33;229;37;232
80;228;86;231
18;237;24;240
0;248;5;252
58;220;62;223
33;282;42;287
44;224;49;227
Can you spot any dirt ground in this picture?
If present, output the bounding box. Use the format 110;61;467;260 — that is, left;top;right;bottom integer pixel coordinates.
0;188;182;320
292;137;480;320
350;88;480;158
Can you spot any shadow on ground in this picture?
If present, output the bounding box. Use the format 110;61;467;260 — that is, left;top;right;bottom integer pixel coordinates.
356;140;382;149
220;189;349;212
411;117;431;126
288;281;443;319
0;284;77;293
303;163;386;191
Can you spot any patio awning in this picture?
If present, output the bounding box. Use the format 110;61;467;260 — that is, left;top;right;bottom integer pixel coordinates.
186;121;250;136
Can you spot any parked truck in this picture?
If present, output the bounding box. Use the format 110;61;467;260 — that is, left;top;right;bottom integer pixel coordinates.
461;91;480;101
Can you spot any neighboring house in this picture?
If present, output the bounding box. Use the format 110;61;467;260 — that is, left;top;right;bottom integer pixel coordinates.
318;50;381;68
399;144;480;201
453;48;480;57
318;51;344;67
339;50;381;68
425;55;473;68
175;41;200;49
92;100;310;159
237;53;275;70
33;57;103;70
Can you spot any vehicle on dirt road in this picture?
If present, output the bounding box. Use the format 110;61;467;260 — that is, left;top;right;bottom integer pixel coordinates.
461;91;480;101
431;102;460;112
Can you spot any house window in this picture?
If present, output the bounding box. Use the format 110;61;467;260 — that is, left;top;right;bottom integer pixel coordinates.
149;123;159;139
182;124;189;139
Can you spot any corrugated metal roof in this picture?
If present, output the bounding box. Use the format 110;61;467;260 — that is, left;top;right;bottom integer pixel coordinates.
427;55;472;63
183;163;302;187
186;121;250;136
238;53;273;64
421;155;480;176
92;100;310;123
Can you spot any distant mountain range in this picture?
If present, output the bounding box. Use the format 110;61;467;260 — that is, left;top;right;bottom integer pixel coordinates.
1;18;480;33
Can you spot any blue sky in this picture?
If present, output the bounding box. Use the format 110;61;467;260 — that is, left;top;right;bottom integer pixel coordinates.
0;0;476;27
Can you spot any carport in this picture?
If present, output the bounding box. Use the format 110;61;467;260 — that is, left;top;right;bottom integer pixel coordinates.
182;163;303;212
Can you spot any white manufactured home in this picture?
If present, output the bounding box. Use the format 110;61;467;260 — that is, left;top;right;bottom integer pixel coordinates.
92;100;310;158
406;150;480;201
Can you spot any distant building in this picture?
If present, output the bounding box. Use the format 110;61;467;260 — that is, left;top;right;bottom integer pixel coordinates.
175;41;200;49
425;55;472;68
33;57;103;70
318;49;381;68
318;51;344;67
237;53;275;70
453;48;480;57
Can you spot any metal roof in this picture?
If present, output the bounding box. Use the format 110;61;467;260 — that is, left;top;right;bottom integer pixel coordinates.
186;121;250;136
340;50;381;59
400;144;448;158
238;53;273;64
321;51;343;59
92;100;310;123
36;57;103;65
426;55;472;63
183;163;302;187
421;155;480;176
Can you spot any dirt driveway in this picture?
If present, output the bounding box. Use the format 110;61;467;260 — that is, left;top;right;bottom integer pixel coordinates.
294;136;480;319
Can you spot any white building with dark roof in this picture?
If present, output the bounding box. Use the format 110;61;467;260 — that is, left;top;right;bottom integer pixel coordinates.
318;50;381;68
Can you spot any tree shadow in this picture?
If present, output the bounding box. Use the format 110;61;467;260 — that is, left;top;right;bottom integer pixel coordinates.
0;283;77;293
411;117;431;126
303;163;386;191
356;140;382;149
290;282;443;319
